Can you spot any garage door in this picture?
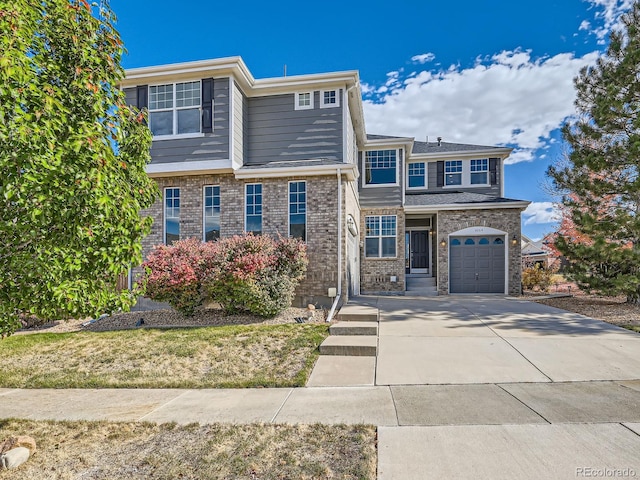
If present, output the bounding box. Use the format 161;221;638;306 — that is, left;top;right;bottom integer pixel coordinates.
449;236;505;293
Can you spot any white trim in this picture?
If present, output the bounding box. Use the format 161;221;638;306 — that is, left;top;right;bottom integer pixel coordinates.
229;77;235;169
364;214;398;259
362;148;400;188
148;81;202;138
406;160;427;190
244;183;263;234
320;89;340;108
146;159;233;176
450;226;507;236
410;147;512;161
287;180;307;241
235;163;357;181
294;91;314;110
151;133;205;141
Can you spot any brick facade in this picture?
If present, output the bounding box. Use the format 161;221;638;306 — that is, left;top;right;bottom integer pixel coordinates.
435;208;524;295
360;207;406;293
137;173;359;308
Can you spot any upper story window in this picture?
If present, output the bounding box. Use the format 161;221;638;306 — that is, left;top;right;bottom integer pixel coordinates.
320;89;340;108
295;92;314;110
164;187;180;245
365;150;397;186
203;185;220;242
445;160;463;186
470;159;489;185
408;162;426;188
245;183;262;235
149;81;201;137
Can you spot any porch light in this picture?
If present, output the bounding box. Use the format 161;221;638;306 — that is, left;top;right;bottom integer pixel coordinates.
440;238;446;248
511;234;518;246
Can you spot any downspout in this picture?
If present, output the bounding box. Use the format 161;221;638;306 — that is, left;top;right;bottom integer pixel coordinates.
326;168;342;322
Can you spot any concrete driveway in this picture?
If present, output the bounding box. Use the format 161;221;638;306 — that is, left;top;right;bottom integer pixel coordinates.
375;295;640;385
371;295;640;479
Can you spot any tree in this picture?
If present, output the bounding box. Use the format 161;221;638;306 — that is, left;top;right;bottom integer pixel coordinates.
547;2;640;302
0;0;158;337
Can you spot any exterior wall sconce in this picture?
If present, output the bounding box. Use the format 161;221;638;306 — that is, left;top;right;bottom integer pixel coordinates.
511;234;518;246
440;238;446;248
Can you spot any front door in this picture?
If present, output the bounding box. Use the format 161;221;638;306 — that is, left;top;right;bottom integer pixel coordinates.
410;230;429;274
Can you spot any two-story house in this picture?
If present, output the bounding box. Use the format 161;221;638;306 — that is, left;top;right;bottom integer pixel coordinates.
120;56;529;308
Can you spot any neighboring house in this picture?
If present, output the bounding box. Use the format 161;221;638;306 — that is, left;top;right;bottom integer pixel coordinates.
521;235;550;267
120;56;530;306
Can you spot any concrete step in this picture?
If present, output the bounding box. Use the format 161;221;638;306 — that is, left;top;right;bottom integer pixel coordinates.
319;335;378;356
330;321;378;336
336;304;379;322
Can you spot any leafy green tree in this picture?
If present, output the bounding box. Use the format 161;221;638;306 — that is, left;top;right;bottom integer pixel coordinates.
0;0;158;336
547;3;640;302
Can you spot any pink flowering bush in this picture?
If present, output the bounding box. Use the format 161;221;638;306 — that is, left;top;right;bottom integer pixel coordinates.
141;234;308;317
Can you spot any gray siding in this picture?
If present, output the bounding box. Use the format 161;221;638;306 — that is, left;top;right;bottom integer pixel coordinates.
149;77;230;164
359;186;402;207
246;90;343;165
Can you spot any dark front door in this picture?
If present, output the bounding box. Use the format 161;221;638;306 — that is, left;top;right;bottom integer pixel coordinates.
411;231;429;273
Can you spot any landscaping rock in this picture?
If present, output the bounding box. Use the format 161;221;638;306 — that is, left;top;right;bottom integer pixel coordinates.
0;436;37;455
1;446;30;469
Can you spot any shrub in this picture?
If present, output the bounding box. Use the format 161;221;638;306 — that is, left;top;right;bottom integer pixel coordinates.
141;234;308;317
522;262;555;293
140;238;210;316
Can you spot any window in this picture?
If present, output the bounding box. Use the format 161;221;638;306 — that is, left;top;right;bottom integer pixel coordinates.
295;92;313;110
289;181;306;241
470;159;489;185
365;215;396;258
445;160;463;186
320;89;340;108
164;188;180;245
245;183;262;234
149;81;201;136
203;186;220;242
408;162;426;188
365;150;397;185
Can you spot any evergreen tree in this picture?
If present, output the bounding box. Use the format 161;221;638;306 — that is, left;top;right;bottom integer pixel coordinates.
0;0;158;336
548;2;640;302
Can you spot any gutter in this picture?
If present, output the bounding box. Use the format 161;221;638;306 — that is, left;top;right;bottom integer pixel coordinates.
326;168;343;323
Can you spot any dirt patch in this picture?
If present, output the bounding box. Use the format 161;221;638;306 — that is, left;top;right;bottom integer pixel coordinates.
533;295;640;328
0;419;376;480
16;306;325;335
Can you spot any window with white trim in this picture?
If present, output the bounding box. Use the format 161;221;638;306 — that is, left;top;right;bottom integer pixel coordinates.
408;162;426;188
149;81;201;136
289;181;306;241
365;215;396;258
320;89;340;108
470;159;489;185
203;186;220;242
295;92;313;110
164;187;180;245
245;183;262;234
445;160;463;186
365;150;397;185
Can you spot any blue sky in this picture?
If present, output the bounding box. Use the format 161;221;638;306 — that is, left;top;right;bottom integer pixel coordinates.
110;0;635;241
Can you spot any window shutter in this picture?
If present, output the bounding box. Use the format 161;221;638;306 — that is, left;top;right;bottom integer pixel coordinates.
202;78;214;133
489;158;498;185
436;161;444;187
136;85;148;109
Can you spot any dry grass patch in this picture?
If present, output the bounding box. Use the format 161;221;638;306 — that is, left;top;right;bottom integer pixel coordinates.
0;324;328;388
0;419;376;479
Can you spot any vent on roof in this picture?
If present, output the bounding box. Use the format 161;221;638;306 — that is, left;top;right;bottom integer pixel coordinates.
437;136;442;146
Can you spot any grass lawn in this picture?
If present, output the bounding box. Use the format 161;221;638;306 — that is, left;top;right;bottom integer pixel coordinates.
0;419;376;480
0;324;328;388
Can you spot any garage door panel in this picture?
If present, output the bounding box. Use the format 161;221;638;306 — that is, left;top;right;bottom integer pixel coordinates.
449;235;506;294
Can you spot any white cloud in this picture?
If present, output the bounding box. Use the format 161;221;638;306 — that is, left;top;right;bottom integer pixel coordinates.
579;19;592;31
362;49;599;164
411;53;436;64
522;202;560;225
584;0;634;42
